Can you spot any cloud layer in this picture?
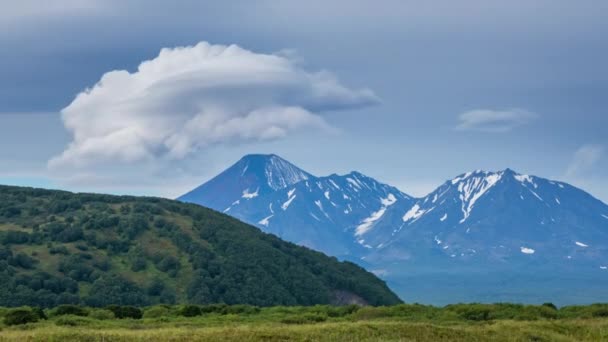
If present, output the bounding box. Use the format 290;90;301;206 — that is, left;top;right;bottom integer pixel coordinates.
49;41;378;169
455;108;538;132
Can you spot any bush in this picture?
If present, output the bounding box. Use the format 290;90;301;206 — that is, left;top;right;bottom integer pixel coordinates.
542;302;558;310
199;303;228;314
106;305;143;319
88;309;115;320
179;305;202;317
281;313;327;324
52;304;88;317
4;308;39;325
591;308;608;317
143;305;172;319
32;307;47;320
224;304;260;315
455;306;491;321
325;304;360;317
55;315;92;326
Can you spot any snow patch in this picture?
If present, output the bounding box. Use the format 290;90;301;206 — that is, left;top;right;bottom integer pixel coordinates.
434;236;442;245
458;172;503;223
356;194;398;236
324;191;330;200
601;266;607;270
602;214;608;220
281;192;296;210
440;213;448;222
346;178;361;189
242;188;259;199
451;172;473;184
527;189;544;202
315;200;331;219
329;179;340;189
402;204;426;223
287;188;296;197
555;198;561;205
258;215;273;227
520;247;535;254
381;193;397;206
575;241;588;248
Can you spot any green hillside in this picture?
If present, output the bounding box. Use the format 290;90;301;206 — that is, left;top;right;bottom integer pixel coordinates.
0;185;401;308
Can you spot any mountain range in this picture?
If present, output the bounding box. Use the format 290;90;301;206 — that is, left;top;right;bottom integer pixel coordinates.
179;154;608;305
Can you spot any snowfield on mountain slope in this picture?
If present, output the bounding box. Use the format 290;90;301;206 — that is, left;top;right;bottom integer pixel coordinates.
356;194;397;236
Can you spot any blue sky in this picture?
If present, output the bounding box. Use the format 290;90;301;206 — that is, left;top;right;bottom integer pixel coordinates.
1;0;607;202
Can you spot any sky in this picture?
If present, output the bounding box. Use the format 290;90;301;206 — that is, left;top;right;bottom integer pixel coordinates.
1;0;607;202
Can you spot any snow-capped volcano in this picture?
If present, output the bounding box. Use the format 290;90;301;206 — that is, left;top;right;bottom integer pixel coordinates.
179;154;414;257
179;154;312;211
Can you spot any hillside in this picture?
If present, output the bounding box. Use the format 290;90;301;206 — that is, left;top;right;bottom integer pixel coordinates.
0;185;401;308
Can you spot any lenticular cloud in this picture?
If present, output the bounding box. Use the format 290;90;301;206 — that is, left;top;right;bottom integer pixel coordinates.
49;41;378;169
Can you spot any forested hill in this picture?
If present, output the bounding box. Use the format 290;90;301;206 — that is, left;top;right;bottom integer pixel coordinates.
0;185;401;308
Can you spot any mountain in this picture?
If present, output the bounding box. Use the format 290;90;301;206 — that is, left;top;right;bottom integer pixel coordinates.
369;168;608;267
180;155;608;305
179;154;313;211
179;154;415;258
0;184;401;308
366;168;608;305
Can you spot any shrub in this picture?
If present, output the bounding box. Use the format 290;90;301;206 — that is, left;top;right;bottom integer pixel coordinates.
200;304;228;314
281;313;327;324
143;305;172;319
180;305;202;317
52;304;88;317
457;306;491;321
89;309;115;320
4;308;39;325
55;315;92;326
542;302;558;310
591;308;608;317
352;306;393;320
224;304;260;315
106;305;143;319
325;304;360;317
32;307;47;320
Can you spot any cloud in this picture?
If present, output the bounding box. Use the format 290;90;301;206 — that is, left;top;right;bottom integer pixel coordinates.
49;41;378;169
565;144;604;178
455;108;538;132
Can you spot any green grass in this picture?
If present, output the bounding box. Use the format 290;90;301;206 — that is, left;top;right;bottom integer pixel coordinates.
1;318;608;341
1;304;608;341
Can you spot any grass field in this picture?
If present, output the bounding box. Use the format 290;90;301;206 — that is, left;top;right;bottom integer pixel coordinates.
2;304;608;341
2;319;608;341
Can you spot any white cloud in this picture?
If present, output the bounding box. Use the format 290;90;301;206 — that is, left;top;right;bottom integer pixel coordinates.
565;144;604;178
49;41;378;169
455;108;538;132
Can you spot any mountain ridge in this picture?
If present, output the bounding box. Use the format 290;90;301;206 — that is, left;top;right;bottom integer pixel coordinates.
179;154;608;304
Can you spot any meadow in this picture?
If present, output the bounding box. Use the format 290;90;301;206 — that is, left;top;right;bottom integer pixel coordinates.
1;303;608;341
